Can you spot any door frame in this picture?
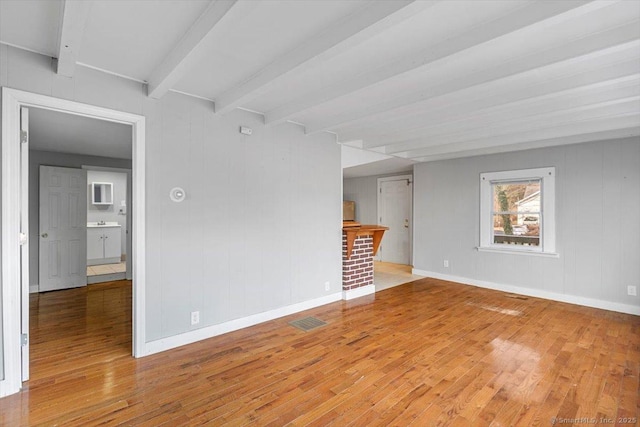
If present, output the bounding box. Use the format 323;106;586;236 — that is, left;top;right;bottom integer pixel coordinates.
376;174;413;265
1;87;146;397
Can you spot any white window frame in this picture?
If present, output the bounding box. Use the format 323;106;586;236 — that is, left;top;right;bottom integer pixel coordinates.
479;167;557;257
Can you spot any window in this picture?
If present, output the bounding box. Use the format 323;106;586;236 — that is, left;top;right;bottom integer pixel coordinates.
479;167;556;256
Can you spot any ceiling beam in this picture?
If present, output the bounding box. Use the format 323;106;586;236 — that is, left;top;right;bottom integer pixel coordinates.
264;0;602;127
365;78;640;148
339;58;640;146
147;0;239;100
412;127;640;163
304;22;640;134
372;78;640;153
384;97;640;154
56;0;93;77
396;114;640;159
214;0;432;115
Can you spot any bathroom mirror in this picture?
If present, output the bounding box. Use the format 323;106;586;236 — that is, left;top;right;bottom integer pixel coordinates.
91;182;113;205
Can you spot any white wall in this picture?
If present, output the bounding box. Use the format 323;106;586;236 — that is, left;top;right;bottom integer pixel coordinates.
343;176;377;224
1;45;342;354
87;169;127;256
413;138;640;312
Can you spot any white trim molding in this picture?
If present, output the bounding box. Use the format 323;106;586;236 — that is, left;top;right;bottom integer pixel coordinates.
476;247;559;258
412;269;640;316
1;87;146;398
342;284;375;301
1;88;23;397
144;292;342;356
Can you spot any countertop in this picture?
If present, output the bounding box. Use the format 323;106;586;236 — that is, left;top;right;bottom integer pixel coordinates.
342;223;388;259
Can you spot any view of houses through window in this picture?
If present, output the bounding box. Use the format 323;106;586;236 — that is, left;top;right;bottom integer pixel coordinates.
491;180;541;247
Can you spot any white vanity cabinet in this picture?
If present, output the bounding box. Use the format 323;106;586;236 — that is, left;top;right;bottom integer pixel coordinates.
87;225;121;265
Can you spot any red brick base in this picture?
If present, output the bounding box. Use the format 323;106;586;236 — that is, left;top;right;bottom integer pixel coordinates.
342;234;373;291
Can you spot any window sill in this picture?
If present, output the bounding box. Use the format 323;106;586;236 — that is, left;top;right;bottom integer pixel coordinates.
476;247;559;258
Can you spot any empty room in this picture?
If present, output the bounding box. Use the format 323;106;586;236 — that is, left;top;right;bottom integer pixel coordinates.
0;0;639;425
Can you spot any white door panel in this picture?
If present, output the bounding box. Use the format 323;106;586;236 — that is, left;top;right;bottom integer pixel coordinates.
39;165;87;292
378;178;411;265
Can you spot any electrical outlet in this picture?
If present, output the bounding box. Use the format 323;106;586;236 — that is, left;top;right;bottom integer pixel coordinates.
325;281;330;291
191;311;200;325
443;260;449;268
628;286;637;297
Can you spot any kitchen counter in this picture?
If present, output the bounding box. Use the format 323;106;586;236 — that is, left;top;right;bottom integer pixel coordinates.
342;222;388;260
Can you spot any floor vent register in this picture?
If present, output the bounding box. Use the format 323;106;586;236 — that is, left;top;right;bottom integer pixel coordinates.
289;316;327;332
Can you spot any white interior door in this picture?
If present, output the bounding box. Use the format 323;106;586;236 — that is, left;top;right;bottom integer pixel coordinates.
378;177;412;265
39;166;88;292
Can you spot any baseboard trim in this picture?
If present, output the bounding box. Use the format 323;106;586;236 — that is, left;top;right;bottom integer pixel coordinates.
342;284;375;300
412;269;640;316
143;292;343;356
29;285;39;294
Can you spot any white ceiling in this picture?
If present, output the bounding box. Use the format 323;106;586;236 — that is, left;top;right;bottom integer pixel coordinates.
342;157;415;179
341;145;415;178
28;108;132;159
2;0;639;177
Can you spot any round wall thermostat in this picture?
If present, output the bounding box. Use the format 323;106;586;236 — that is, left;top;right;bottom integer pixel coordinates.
170;187;186;202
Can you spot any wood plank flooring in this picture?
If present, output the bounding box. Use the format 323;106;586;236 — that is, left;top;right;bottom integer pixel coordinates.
0;278;638;426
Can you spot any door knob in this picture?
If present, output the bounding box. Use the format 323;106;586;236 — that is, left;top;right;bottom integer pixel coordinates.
41;233;48;238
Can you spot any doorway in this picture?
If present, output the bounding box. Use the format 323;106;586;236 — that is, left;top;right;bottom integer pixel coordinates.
1;87;146;397
377;175;412;265
83;167;131;285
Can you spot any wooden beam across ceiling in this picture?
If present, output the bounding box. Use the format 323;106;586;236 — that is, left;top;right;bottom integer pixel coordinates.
213;0;433;115
338;57;640;147
56;0;93;77
265;0;603;128
412;126;640;163
369;75;640;152
387;97;640;156
147;0;240;100
304;22;640;134
399;114;640;159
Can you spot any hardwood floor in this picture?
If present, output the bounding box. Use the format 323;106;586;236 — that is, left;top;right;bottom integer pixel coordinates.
1;278;638;426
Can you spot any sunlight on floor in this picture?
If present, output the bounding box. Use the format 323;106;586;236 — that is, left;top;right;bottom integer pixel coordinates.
374;261;424;292
87;262;126;277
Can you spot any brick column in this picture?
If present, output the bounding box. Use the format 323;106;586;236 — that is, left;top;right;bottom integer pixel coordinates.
342;234;374;294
